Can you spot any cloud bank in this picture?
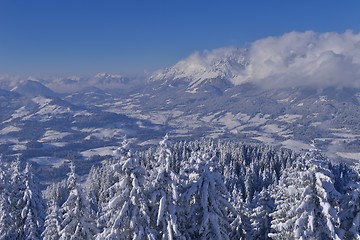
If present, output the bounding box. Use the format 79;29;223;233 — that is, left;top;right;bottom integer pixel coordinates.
3;31;360;90
242;30;360;88
154;30;360;89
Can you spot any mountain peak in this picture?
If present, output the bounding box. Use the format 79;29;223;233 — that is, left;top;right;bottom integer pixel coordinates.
150;47;249;90
92;73;129;86
94;72;124;79
11;80;58;98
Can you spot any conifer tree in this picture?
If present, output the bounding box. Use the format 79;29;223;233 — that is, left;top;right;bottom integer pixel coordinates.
0;164;12;239
182;152;235;239
269;151;342;239
42;200;61;240
21;163;45;240
148;134;181;239
96;137;155;240
338;163;360;239
249;189;274;240
7;159;24;239
59;162;97;240
229;188;251;239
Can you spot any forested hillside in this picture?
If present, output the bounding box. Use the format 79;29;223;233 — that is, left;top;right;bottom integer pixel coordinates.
1;136;359;239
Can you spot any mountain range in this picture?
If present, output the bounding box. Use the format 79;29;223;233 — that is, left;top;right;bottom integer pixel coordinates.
1;44;360;182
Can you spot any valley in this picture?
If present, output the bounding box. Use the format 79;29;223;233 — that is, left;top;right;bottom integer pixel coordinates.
1;75;360;184
1;47;360;182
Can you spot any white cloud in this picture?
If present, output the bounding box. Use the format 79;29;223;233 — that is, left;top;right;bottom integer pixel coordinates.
0;74;23;89
153;31;360;89
239;30;360;88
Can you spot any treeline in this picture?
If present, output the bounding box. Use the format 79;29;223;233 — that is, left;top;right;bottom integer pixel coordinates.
1;136;360;239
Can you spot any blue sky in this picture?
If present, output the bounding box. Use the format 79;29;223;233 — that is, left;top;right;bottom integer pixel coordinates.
0;0;359;76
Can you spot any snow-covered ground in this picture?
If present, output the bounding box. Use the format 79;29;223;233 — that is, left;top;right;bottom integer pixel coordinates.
4;106;30;123
336;152;360;161
29;156;69;168
48;142;68;147
252;136;276;145
218;112;242;131
281;139;310;152
9;143;27;151
0;125;21;134
262;124;284;134
81;146;118;158
332;132;360;139
0;136;19;145
201;112;219;123
276;114;302;123
83;128;125;141
40;130;71;142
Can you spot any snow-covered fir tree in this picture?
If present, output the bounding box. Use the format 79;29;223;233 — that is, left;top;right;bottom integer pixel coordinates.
229;187;251;239
148;134;182;239
0;162;12;239
2;138;360;239
249;189;274;240
269;150;342;239
338;162;360;239
59;162;97;240
0;159;45;240
21;163;45;240
7;159;25;239
96;136;155;240
42;199;61;240
181;151;235;239
87;160;118;218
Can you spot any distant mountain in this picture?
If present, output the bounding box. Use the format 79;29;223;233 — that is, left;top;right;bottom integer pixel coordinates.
43;73;133;94
86;73;135;94
150;47;248;91
116;70;360;162
92;73;129;86
11;80;58;98
40;76;84;94
2;36;360;164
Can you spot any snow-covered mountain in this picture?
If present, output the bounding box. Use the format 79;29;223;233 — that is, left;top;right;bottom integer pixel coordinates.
2;31;360;172
92;73;129;85
11;80;58;98
44;73;133;93
2;30;360;240
150;47;249;90
151;31;360;91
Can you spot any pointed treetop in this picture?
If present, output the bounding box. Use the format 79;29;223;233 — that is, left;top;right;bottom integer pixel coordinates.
113;135;130;157
67;161;77;189
69;161;76;174
23;163;34;188
309;139;318;153
25;162;29;171
24;162;32;175
159;133;169;148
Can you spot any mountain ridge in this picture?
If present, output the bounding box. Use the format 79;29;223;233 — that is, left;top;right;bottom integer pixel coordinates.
150;47;249;90
11;80;58;98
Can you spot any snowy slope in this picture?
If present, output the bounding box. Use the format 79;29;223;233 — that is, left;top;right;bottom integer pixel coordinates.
0;89;19;98
11;80;58;98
